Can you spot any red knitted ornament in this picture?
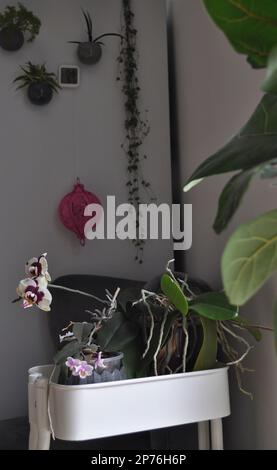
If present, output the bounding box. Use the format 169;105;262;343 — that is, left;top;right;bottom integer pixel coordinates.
59;180;102;246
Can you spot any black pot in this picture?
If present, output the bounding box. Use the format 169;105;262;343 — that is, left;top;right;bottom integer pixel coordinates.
0;27;24;51
28;82;53;106
77;42;102;65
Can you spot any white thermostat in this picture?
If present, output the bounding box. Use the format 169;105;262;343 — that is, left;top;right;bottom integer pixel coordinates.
59;65;80;88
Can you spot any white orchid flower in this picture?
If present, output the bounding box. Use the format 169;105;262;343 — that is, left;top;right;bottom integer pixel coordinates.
25;253;51;282
17;278;52;312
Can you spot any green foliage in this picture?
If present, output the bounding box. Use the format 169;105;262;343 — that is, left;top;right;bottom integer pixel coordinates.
0;2;41;41
189;292;238;320
193;317;217;371
222;209;277;305
203;0;277;68
160;274;189;316
274;301;277;353
13;62;60;92
184;93;277;234
213;170;255;234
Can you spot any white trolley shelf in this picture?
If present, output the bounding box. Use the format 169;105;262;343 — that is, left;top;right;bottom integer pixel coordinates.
28;365;230;450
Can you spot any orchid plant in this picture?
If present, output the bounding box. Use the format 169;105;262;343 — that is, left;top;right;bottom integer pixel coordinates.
14;253;120;381
14;255;268;394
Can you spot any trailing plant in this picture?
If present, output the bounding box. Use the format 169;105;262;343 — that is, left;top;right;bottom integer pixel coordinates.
184;1;277;331
117;0;155;263
13;62;60;92
0;2;41;41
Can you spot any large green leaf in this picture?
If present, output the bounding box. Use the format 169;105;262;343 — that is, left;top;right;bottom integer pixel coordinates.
203;0;277;68
222;209;277;305
193;317;217;371
161;274;188;316
54;340;85;365
213;170;255;233
96;311;140;352
190;292;238;320
72;322;93;343
184;94;277;191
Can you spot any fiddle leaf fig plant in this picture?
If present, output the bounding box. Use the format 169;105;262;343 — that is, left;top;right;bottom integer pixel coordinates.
203;0;277;69
185;2;277;320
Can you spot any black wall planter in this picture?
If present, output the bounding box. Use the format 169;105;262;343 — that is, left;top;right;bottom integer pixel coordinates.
27;82;53;106
77;42;102;65
0;27;24;51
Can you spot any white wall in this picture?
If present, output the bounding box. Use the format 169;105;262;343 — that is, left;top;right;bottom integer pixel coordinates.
168;0;277;450
0;0;172;419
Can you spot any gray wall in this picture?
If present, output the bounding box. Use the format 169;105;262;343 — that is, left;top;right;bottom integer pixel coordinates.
168;0;277;450
0;0;172;419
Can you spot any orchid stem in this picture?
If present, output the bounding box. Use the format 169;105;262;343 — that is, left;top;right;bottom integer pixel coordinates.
48;284;108;305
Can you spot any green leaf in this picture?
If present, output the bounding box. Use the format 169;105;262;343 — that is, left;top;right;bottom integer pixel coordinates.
262;45;277;93
160;274;188;316
54;340;84;365
72;322;93;343
213;170;255;233
189;292;238;320
203;0;277;68
184;94;277;191
97;311;140;352
222;209;277;305
232;315;262;342
193;317;217;371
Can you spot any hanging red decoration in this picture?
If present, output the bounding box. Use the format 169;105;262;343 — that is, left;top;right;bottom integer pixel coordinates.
58;179;102;246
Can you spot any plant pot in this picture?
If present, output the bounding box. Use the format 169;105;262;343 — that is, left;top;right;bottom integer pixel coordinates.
0;27;24;51
77;42;102;65
64;352;126;386
27;82;53;106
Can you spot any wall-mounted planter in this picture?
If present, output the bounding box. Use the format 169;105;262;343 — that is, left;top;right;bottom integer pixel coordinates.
70;9;123;66
77;41;102;65
0;27;24;51
28;82;53;106
0;3;41;52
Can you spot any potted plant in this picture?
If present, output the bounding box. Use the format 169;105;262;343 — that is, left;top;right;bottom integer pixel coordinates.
13;62;60;105
14;255;267;394
70;9;123;65
0;2;41;51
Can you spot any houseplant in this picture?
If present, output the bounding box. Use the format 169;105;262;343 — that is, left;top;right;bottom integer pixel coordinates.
0;2;41;51
70;9;123;65
184;1;277;337
14;62;60;105
14;254;265;394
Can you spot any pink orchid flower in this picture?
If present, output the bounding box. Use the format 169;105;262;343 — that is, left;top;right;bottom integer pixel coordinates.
17;278;52;312
65;357;94;379
94;352;106;370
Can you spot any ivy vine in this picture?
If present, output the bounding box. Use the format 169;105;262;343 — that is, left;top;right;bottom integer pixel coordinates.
117;0;155;263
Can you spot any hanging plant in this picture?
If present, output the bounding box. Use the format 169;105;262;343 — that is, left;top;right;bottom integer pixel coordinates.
13;62;60;105
69;9;123;65
0;2;41;51
117;0;155;263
